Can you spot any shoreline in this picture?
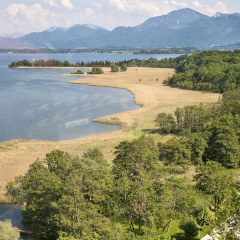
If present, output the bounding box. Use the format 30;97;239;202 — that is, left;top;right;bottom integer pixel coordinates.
0;67;219;202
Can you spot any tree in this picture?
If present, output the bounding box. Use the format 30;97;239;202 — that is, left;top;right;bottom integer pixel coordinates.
187;133;207;165
111;64;119;72
159;137;191;168
0;220;20;240
159;177;198;234
120;63;127;72
113;135;159;234
196;207;214;226
181;220;198;239
155;113;176;133
89;67;104;74
194;161;236;222
203;115;240;168
57;149;113;239
63;60;71;67
6;149;113;240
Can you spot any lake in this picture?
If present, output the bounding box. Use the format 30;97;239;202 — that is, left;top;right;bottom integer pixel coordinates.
0;52;180;143
0;52;180;238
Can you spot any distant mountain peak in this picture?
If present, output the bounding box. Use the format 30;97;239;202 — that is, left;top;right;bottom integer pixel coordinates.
46;26;67;32
138;8;209;29
69;24;107;30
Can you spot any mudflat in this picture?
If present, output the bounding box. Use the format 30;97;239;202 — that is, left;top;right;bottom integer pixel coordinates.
0;67;219;201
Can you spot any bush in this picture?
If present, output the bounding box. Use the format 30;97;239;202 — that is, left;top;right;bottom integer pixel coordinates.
88;67;104;74
120;63;127;72
111;64;119;72
0;220;20;240
71;70;84;74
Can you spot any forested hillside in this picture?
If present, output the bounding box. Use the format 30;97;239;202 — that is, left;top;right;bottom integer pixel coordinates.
163;50;240;93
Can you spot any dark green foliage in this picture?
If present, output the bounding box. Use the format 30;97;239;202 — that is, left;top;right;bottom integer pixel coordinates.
6;149;112;240
120;63;127;72
196;208;214;226
71;70;84;74
174;104;215;132
9;59;32;68
159;137;191;167
113;135;160;234
111;64;119;72
164;50;240;93
180;220;198;239
6;133;239;239
155;113;176;133
194;161;236;223
203;115;240;168
88;67;104;74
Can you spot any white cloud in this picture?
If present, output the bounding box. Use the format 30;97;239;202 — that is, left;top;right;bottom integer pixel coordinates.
60;0;74;10
44;0;59;8
93;2;103;9
192;1;202;8
190;1;228;15
168;0;188;8
1;3;59;33
84;8;94;17
108;0;191;17
215;1;228;13
109;0;129;12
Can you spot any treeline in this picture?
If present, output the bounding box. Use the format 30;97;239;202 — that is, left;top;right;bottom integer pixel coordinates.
9;59;74;68
155;88;240;169
133;48;200;55
6;136;240;240
8;57;177;69
163;50;240;93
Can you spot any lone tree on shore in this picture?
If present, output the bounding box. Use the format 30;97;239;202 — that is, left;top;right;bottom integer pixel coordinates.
88;67;104;74
111;64;119;72
120;63;127;72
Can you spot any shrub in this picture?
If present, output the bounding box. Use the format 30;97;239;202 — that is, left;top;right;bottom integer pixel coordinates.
111;64;119;72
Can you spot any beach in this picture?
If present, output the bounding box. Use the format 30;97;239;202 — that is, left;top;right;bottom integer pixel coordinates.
0;67;219;201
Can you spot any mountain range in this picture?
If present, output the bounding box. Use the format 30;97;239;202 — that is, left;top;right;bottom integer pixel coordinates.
1;8;240;49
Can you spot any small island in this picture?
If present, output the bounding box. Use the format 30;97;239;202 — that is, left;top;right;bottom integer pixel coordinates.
70;69;84;74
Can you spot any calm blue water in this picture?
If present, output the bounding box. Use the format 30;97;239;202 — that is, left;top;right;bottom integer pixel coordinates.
0;53;180;238
0;53;180;143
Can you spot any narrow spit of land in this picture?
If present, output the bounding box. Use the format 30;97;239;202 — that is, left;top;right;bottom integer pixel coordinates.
0;67;219;201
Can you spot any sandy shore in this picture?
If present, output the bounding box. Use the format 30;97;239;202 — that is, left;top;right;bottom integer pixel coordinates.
0;67;219;201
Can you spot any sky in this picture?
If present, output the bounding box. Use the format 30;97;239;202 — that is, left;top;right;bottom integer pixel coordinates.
0;0;239;35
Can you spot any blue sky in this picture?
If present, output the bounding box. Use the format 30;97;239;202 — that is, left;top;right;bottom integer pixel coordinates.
0;0;239;34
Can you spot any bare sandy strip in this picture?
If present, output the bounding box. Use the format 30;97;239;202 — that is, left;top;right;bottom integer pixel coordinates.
0;67;219;201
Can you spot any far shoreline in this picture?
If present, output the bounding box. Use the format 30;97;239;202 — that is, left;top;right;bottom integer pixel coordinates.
0;67;219;202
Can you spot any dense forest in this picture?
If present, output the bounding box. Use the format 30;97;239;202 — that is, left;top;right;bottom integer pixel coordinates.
163;50;240;93
6;51;240;239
